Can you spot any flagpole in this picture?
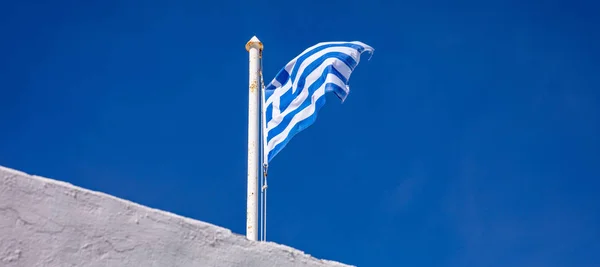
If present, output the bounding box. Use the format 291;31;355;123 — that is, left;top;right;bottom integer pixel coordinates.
245;36;262;241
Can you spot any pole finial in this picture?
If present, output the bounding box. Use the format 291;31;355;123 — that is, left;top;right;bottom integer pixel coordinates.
246;36;263;52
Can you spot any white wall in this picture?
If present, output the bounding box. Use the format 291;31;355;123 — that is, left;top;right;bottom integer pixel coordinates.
0;166;352;267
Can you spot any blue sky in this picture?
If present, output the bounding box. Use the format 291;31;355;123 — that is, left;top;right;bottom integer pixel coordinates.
1;0;599;266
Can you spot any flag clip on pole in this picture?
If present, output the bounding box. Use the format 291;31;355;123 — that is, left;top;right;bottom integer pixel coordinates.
245;36;262;241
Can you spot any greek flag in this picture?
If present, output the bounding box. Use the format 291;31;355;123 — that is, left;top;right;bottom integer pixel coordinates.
262;41;374;163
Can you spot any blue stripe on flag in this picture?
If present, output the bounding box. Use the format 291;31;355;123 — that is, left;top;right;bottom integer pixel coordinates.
265;102;273;123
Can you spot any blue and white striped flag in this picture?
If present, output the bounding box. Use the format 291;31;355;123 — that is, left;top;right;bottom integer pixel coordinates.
262;41;374;163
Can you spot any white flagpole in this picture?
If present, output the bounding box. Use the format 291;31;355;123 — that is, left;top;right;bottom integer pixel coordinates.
245;36;262;241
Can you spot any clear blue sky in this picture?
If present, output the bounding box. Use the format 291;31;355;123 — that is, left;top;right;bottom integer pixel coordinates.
1;0;599;266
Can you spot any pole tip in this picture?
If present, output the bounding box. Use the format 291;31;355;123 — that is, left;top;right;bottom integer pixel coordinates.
246;36;263;52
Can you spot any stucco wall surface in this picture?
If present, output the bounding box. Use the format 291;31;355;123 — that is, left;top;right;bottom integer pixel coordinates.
0;166;352;267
